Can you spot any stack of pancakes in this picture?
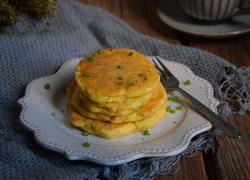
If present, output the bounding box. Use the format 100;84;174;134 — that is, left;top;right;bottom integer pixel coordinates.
66;48;167;138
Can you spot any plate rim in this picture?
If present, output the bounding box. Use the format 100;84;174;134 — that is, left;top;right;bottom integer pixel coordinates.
18;56;215;165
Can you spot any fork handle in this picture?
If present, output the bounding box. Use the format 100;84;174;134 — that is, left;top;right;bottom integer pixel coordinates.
176;87;241;139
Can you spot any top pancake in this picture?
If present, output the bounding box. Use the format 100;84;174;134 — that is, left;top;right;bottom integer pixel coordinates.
75;48;160;104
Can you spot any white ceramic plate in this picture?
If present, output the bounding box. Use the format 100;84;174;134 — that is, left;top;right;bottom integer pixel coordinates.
157;0;250;38
18;56;217;166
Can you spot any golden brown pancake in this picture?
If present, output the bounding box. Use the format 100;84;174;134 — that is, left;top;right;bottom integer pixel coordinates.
75;48;160;104
78;85;154;116
66;80;77;99
69;104;166;139
66;48;167;139
70;83;167;123
68;80;154;116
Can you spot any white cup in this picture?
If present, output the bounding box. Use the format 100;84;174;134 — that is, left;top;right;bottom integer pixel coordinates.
179;0;250;20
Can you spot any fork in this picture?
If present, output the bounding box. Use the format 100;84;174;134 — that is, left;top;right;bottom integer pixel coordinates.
152;57;241;139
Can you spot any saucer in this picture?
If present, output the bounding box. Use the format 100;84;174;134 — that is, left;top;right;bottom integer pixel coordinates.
157;0;250;38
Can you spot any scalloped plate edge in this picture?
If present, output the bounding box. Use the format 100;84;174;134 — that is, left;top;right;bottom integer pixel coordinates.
18;56;216;165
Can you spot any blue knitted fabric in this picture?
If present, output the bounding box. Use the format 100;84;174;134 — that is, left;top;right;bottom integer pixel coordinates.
1;0;250;179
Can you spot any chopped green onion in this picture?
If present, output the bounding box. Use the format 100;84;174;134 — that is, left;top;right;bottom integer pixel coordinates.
128;52;134;56
173;97;180;103
176;106;182;110
82;142;90;147
166;89;174;94
87;57;94;62
81;131;89;136
142;130;150;136
118;76;124;80
138;73;145;77
173;96;179;102
83;73;92;77
166;106;172;112
169;109;176;113
166;106;176;113
51;113;56;117
167;96;180;103
116;65;123;69
44;83;51;90
183;80;191;85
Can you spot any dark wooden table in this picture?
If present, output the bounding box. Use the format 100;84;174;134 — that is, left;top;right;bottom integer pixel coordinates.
79;0;250;179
